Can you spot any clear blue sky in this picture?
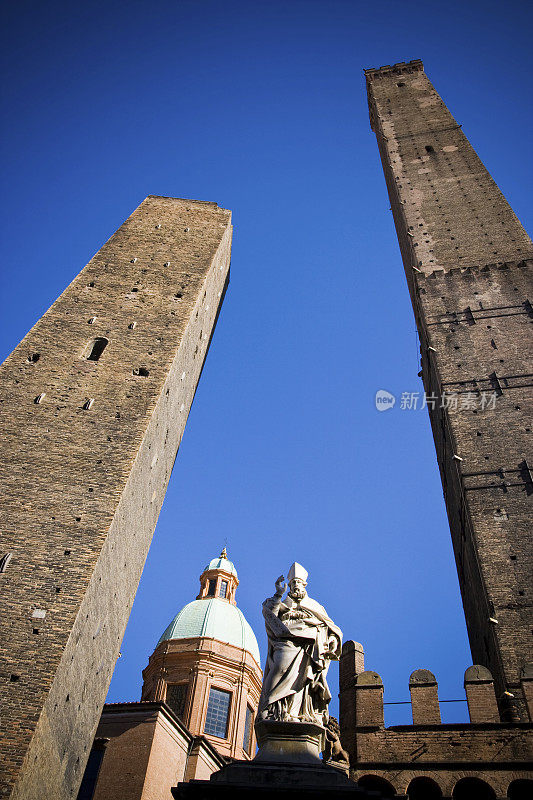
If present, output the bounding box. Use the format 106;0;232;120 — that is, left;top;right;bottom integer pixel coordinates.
1;0;531;725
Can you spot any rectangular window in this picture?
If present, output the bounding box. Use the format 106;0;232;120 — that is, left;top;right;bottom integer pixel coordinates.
243;705;254;754
207;579;217;597
219;580;228;598
204;687;231;738
166;683;188;720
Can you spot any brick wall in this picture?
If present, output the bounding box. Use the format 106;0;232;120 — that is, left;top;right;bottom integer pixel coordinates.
0;196;232;799
89;702;226;800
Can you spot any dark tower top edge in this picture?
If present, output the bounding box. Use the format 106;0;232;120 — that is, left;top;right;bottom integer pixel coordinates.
145;195;230;212
363;59;424;78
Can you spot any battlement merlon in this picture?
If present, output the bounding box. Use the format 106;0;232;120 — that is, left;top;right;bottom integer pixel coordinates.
339;642;533;728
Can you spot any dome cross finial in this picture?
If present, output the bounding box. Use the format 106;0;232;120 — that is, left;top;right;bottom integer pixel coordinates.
220;546;228;559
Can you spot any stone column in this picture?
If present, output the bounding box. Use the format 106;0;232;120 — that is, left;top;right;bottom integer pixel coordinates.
409;669;441;725
464;665;499;723
354;671;384;728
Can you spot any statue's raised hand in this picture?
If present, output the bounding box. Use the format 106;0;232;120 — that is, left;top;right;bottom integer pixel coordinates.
275;575;286;597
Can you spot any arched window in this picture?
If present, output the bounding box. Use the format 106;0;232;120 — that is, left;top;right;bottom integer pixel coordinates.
508;779;533;799
358;775;396;797
453;777;496;799
408;776;442;799
85;337;108;361
0;553;13;573
165;683;188;721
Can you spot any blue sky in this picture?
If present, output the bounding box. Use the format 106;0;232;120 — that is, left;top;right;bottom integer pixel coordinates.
1;0;531;725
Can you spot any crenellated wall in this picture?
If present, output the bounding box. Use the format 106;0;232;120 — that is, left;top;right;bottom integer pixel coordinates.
339;641;533;798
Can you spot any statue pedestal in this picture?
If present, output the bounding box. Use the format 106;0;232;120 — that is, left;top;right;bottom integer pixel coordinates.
172;719;382;798
254;719;325;764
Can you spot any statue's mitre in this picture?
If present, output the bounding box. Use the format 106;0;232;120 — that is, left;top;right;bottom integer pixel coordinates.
288;562;308;583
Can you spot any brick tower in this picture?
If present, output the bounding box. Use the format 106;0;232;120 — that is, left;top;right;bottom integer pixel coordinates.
0;196;232;799
365;60;533;719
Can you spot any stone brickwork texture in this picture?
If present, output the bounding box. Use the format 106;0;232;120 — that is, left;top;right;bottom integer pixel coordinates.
365;60;533;716
141;635;262;761
0;196;232;799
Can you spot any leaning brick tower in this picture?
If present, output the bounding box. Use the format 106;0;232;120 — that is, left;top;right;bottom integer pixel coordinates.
365;61;533;719
0;196;232;799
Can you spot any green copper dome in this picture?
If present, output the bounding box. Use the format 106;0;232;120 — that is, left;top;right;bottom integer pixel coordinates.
158;597;260;664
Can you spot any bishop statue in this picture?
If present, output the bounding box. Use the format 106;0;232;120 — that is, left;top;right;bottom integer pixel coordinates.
258;562;342;726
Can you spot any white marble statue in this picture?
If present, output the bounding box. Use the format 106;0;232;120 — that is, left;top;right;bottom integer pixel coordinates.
258;562;342;726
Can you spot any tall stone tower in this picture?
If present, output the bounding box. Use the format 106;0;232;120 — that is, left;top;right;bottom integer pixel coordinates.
365;60;533;718
0;196;232;799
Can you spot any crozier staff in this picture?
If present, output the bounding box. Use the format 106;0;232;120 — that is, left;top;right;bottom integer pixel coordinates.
258;562;342;726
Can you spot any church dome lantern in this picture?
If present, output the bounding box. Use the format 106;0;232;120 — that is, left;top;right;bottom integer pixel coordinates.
197;547;239;604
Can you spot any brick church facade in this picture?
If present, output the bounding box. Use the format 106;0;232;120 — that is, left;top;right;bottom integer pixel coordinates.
78;551;262;799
